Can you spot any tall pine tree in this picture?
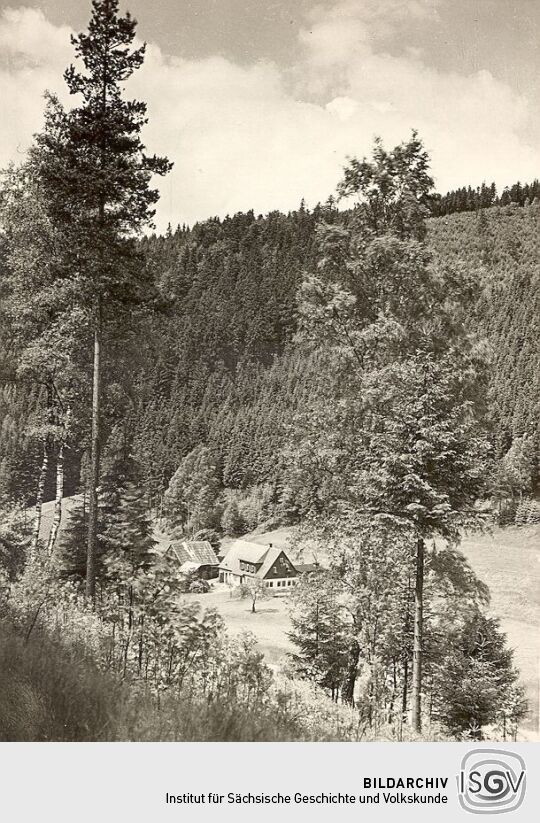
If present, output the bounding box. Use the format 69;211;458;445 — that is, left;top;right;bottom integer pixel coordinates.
32;0;171;597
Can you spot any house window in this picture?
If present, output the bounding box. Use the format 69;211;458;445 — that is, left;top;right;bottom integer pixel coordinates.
267;581;273;587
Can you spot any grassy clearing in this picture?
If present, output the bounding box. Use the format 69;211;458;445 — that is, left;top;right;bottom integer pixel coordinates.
206;525;540;738
459;525;540;738
3;524;535;741
202;586;293;666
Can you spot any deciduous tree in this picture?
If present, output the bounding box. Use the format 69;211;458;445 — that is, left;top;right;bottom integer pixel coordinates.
292;134;490;731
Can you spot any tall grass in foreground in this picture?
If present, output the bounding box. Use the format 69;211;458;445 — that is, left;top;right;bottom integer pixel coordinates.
0;619;121;741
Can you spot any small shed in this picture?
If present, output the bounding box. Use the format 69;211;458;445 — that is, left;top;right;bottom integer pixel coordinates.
167;540;219;580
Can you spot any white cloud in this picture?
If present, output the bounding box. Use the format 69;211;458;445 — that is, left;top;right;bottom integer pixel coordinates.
0;8;72;169
0;3;538;230
0;6;72;64
295;1;537;196
299;0;439;70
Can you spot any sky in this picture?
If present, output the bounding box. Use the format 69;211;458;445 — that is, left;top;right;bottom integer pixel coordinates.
1;0;539;230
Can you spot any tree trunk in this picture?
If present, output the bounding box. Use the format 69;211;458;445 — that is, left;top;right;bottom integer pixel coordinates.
46;444;64;555
29;438;49;562
86;296;102;600
411;536;424;733
401;564;412;730
47;405;71;556
400;657;409;740
341;639;360;705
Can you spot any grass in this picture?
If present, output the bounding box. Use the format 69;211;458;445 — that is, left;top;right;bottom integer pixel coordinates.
0;619;121;741
459;525;540;739
3;523;536;741
0;617;385;742
201;524;540;739
201;586;293;667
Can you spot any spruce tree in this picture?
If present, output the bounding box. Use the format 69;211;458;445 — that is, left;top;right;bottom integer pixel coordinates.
289;568;349;699
222;499;246;537
163;445;221;534
60;425;155;582
433;611;526;738
98;425;155;581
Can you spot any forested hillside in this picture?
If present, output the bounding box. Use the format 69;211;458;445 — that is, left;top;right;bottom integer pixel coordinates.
1;201;539;529
430;206;540;490
133;202;540;528
431;179;540;216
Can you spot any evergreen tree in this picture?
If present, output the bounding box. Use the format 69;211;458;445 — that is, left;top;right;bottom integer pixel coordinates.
289;567;353;700
221;499;246;537
99;425;155;579
163;445;221;534
60;425;155;582
33;0;171;597
0;166;85;559
433;611;526;739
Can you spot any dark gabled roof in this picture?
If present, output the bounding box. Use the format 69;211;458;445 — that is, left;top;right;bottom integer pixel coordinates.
168;540;219;567
258;547;294;578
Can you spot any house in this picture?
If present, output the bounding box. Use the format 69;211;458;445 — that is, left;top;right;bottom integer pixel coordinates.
219;539;298;591
166;540;219;580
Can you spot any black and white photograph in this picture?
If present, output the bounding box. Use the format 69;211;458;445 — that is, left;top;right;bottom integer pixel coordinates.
0;0;539;754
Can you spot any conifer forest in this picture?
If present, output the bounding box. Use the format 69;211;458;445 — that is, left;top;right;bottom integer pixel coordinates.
0;0;538;743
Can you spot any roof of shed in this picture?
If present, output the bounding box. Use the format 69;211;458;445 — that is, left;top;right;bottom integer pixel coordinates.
168;540;219;567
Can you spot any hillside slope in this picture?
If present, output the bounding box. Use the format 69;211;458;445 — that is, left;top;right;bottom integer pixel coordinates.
133;203;540;504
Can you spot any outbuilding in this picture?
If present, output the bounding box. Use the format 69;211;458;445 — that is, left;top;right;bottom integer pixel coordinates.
166;539;220;580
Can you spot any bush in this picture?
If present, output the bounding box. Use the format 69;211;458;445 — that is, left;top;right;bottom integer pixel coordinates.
189;579;210;594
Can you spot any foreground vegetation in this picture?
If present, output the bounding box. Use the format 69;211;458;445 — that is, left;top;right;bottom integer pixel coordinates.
0;588;444;742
